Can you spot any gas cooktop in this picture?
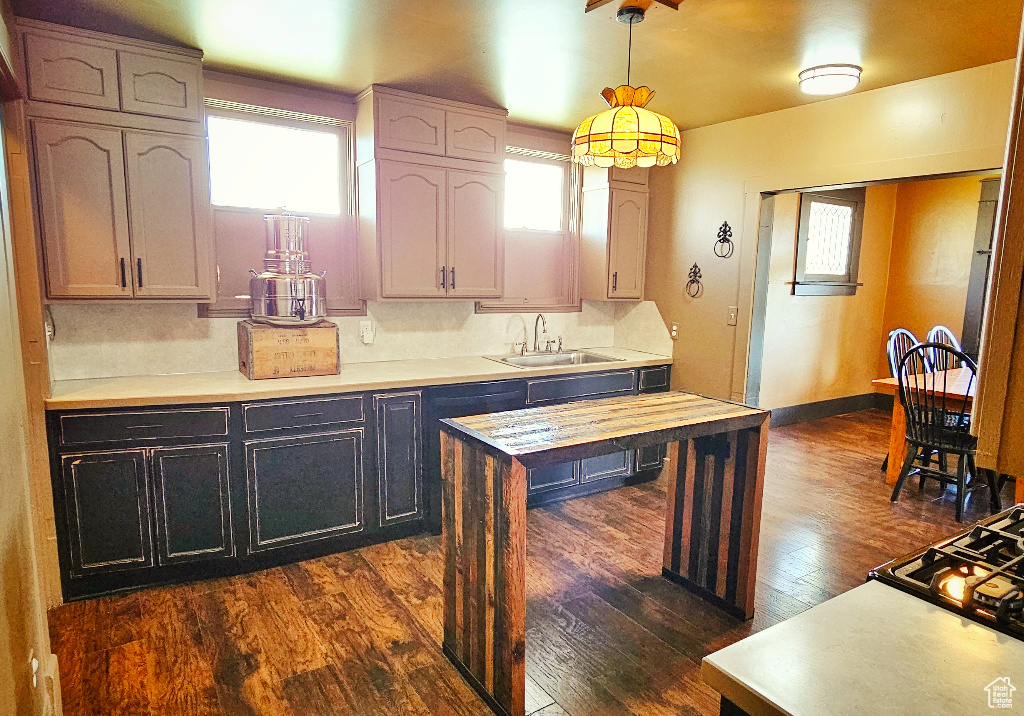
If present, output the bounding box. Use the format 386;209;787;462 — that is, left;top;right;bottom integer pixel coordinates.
870;505;1024;640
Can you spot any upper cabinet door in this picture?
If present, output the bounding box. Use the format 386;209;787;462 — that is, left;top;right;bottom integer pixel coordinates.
446;170;503;298
607;188;648;299
445;111;505;163
378;159;447;298
117;51;203;122
23;33;120;111
377;96;446;156
124;131;213;298
32;119;131;298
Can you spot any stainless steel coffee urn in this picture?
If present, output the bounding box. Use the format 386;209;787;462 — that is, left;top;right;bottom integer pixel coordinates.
249;212;328;326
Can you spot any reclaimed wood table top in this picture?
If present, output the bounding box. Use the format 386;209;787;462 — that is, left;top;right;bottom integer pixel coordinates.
871;367;976;401
440;391;768;467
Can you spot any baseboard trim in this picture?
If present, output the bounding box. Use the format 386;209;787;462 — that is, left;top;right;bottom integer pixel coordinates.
769;393;893;427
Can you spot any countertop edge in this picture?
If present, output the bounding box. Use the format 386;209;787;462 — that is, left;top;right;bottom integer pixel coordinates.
46;351;674;410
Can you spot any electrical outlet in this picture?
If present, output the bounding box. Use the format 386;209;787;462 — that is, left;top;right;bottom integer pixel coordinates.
359;320;374;345
669;322;679;340
727;306;738;326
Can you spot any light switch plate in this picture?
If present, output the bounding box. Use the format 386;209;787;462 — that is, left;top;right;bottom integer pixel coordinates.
727;306;738;326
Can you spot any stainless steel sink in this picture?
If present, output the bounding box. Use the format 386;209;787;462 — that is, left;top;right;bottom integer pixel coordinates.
489;350;624;368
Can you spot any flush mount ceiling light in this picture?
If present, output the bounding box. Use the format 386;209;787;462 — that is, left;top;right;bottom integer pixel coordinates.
798;64;862;96
571;4;681;169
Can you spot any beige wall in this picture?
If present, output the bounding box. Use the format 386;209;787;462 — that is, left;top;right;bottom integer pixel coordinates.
0;78;54;716
880;176;987;363
647;60;1016;401
758;187;896;410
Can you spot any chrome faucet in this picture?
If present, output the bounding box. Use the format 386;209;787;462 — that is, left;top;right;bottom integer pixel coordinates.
533;314;548;352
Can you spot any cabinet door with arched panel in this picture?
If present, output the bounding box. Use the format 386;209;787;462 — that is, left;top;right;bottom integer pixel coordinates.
607;188;648;299
32;119;132;297
124;130;213;298
378;159;448;297
446;169;503;298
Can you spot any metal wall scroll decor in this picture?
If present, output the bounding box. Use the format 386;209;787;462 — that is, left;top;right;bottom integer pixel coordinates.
686;263;703;298
714;221;734;258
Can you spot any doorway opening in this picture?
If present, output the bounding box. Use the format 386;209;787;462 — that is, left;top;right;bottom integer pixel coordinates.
745;170;1001;421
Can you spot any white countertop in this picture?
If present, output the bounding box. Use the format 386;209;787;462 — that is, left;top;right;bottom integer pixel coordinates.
702;580;1024;716
46;347;672;409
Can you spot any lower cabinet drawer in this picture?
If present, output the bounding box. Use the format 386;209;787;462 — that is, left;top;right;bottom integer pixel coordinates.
59;407;229;446
244;429;364;552
525;369;637;405
581;450;634;483
243;395;364;433
528;461;579;494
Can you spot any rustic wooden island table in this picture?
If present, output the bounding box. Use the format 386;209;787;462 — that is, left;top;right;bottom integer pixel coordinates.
439;391;770;716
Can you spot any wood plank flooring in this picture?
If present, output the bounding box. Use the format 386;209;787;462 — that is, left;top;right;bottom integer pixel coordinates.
47;410;1016;716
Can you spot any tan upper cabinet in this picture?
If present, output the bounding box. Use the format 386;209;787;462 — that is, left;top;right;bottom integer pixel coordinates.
376;95;446;156
372;161;504;299
378;160;448;298
446;170;503;298
124;131;212;298
356;86;509;301
606;189;648;299
23;33;121;111
117;51;203;122
580;167;650;301
20;19;213;302
446;111;506;163
32;119;131;298
19;20;204;123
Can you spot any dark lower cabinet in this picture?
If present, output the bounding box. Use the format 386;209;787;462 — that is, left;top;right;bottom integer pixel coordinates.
528;461;579;493
581;450;634;483
374;392;423;526
244;429;364;553
50;365;671;599
151;444;233;564
636;443;667;471
60;450;153;577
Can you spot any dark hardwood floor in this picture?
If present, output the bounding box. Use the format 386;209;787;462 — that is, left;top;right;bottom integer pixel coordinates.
47;409;1016;716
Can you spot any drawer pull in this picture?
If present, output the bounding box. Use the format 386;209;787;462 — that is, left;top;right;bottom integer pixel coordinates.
292;412;324;419
126;424;163;430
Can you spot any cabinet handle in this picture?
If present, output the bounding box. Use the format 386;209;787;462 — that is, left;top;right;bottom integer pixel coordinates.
450;266;455;290
440;266;446;289
612;272;618;291
126;424;163;430
137;259;144;288
120;258;127;288
292;412;324;419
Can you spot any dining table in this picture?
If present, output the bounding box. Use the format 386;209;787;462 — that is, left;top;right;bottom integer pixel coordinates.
871;367;1021;503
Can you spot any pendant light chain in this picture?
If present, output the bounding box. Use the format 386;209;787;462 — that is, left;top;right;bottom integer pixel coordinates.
627;20;633;86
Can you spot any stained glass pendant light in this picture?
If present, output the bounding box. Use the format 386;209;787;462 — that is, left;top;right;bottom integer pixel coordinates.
572;5;680;169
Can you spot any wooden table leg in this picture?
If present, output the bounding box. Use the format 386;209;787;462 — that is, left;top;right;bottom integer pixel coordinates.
661;417;769;620
886;400;907;486
441;430;526;716
1016;475;1024;504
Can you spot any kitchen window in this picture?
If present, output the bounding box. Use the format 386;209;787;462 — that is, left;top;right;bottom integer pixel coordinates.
794;187;866;296
207;115;345;215
200;99;362;317
477;149;580;313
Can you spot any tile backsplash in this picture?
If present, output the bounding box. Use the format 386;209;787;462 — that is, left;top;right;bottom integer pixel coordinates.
48;300;672;381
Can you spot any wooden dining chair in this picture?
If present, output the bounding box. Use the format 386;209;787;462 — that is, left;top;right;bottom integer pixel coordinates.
889;342;1001;522
926;325;963;369
881;328;925;472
